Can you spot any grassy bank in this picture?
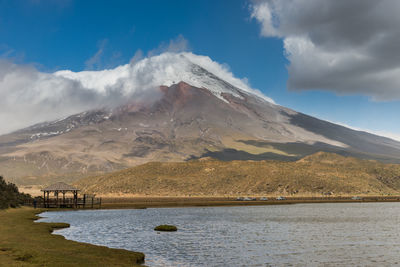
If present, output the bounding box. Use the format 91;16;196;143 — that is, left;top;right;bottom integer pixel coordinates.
0;207;145;266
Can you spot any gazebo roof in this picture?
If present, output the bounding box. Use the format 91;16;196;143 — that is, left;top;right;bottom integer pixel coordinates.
41;182;80;192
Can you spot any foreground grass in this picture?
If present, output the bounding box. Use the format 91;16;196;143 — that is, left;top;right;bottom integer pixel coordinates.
0;207;145;266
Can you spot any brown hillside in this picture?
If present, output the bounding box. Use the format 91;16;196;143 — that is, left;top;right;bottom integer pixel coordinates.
75;152;400;197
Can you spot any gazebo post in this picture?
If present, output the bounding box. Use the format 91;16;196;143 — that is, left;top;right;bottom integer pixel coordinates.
74;190;77;208
43;191;46;208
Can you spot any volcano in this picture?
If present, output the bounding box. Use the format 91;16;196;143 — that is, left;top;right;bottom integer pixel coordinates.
1;53;400;185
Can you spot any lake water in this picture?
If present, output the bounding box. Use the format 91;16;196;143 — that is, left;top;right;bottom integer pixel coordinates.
37;203;400;267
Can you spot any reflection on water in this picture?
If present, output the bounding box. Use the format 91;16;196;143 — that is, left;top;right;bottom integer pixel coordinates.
38;203;400;267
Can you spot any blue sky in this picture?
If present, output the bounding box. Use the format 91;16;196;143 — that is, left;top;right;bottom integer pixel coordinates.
0;0;399;139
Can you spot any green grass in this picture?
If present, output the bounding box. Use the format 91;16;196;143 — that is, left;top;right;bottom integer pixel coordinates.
0;207;145;266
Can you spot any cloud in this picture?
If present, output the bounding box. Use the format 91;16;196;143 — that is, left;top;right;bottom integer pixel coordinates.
130;49;144;64
0;51;271;135
251;0;400;101
85;39;108;70
0;44;25;62
0;45;16;58
0;59;129;135
327;120;400;142
165;34;190;53
147;34;190;57
56;52;273;104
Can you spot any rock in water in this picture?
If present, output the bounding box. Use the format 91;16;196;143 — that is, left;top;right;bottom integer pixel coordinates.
154;225;178;232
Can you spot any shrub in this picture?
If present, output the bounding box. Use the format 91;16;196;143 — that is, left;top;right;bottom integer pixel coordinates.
0;176;32;209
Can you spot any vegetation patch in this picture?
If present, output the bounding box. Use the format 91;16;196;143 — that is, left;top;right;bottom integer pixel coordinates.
48;223;71;233
77;152;400;197
154;225;178;232
15;252;33;261
0;208;145;266
0;175;32;209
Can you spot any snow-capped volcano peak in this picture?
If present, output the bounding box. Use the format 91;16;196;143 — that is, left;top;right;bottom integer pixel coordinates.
0;51;274;136
55;52;274;104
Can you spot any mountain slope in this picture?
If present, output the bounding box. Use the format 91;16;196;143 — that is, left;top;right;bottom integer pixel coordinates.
1;53;400;186
75;152;400;196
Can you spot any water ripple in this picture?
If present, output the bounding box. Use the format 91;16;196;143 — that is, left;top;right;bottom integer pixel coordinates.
37;203;400;266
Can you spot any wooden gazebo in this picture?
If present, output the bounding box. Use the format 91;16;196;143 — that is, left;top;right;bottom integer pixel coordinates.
41;182;80;208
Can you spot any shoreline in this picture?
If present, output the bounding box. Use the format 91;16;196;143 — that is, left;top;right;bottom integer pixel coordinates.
0;207;145;266
97;196;400;209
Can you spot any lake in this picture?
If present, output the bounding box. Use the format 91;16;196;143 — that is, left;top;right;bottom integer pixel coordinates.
37;203;400;266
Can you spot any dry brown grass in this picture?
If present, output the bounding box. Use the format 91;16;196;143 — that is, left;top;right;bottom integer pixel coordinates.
76;152;400;197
